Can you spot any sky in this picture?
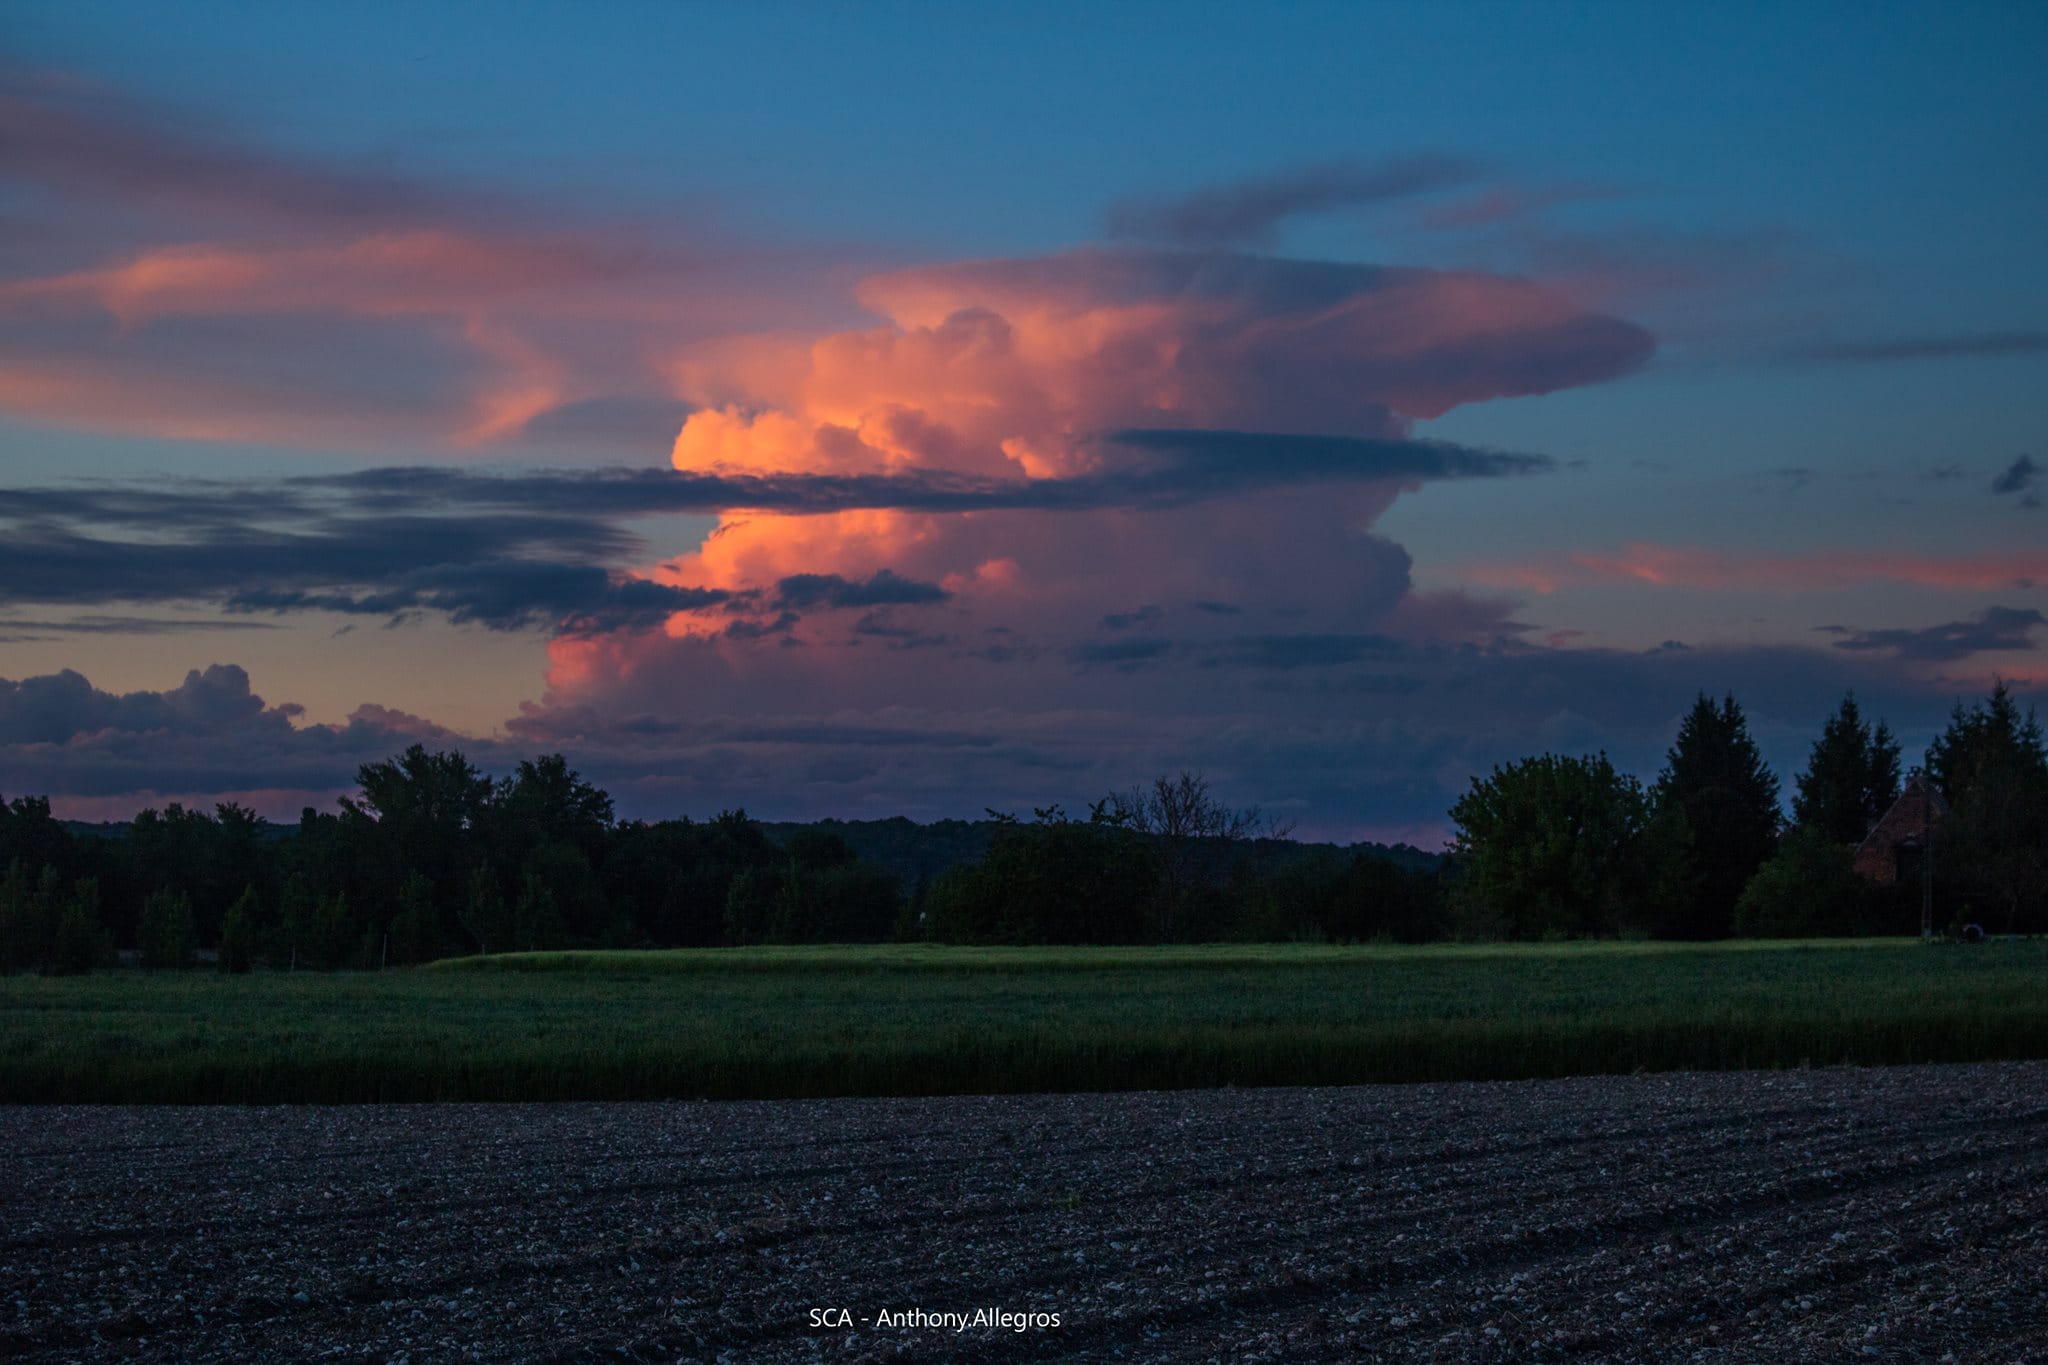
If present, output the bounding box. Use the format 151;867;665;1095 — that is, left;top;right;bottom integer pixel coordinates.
1;1;2043;843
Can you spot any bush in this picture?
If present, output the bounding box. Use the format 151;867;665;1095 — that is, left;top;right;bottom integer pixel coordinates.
1734;827;1885;937
927;818;1154;944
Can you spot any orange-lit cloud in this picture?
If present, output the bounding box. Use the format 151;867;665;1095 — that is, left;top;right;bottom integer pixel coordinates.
518;249;1651;698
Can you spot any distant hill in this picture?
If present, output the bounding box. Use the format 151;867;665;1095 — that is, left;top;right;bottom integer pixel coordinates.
60;819;296;843
60;821;122;840
758;816;1439;890
61;813;1437;889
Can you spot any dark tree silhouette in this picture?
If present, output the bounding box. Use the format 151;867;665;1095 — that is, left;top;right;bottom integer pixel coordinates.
1100;772;1285;939
1653;694;1781;939
218;884;260;974
1792;692;1902;845
138;888;195;969
1927;681;2048;931
1449;753;1680;940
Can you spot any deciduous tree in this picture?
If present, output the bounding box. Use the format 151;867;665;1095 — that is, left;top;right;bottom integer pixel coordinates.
1448;753;1676;939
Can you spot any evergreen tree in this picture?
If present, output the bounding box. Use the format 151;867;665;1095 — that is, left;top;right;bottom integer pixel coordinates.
1653;693;1782;938
1926;681;2048;931
1792;693;1902;844
138;888;195;969
218;884;260;974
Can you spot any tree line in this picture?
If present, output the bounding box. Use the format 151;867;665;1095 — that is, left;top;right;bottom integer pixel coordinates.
1449;683;2046;940
0;682;2041;972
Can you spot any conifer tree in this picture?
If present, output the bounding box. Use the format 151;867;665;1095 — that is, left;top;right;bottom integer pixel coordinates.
1927;681;2048;931
1792;693;1902;844
1653;693;1781;938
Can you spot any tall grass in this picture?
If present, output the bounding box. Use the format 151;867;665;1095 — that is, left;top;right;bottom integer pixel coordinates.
3;939;2042;1103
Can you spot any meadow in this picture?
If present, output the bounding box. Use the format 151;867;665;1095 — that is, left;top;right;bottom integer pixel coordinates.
2;939;2044;1103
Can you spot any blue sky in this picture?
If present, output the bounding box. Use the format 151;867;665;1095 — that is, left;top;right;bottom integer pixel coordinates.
1;1;2042;838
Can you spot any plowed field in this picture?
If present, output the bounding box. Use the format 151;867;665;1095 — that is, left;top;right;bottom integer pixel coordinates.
5;1063;2044;1361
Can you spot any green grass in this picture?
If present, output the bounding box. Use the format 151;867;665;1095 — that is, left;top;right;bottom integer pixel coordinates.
3;939;2043;1103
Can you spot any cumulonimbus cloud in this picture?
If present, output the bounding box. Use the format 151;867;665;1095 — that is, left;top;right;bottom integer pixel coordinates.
645;246;1649;641
533;245;1650;719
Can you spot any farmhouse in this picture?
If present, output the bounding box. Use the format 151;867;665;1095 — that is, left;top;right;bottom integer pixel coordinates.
1852;773;1948;885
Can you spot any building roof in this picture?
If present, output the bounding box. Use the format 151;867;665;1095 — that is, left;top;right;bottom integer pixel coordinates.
1853;773;1947;860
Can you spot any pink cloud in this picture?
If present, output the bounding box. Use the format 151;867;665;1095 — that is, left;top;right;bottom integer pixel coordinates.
0;68;853;454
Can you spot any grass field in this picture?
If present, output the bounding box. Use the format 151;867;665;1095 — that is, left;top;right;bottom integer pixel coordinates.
2;939;2044;1103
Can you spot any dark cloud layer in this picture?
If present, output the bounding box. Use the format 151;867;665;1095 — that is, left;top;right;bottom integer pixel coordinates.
1199;633;1404;671
0;431;1552;633
1104;155;1480;247
0;665;447;802
228;567;728;634
1829;606;2045;662
0;615;277;643
774;571;949;611
1991;455;2040;505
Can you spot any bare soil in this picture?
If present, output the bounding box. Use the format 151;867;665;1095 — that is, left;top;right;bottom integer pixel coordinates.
3;1063;2044;1362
